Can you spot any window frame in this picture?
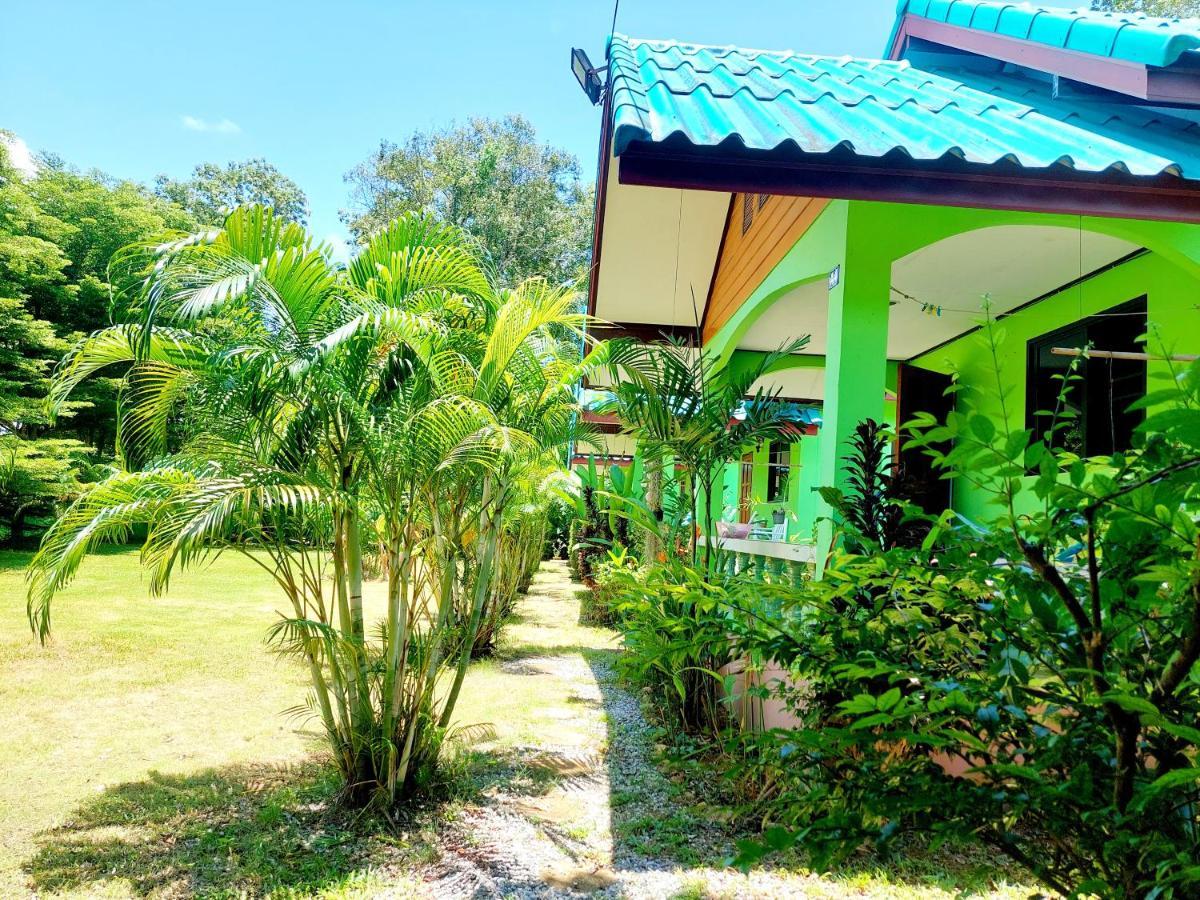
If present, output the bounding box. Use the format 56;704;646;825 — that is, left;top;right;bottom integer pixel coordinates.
765;440;790;504
1024;296;1147;457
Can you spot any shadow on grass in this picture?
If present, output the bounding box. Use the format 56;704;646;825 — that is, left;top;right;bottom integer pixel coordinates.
0;542;135;573
25;760;411;897
25;741;586;899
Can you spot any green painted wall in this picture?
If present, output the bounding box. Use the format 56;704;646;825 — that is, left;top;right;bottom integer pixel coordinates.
700;199;1200;555
911;250;1200;524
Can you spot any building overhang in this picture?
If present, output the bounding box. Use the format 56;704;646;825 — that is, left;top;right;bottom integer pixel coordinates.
617;139;1200;225
889;13;1200;104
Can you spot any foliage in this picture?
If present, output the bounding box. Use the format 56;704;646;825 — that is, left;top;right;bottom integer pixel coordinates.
606;557;739;736
543;489;574;560
568;457;639;586
155;158;309;226
0;437;95;545
21;155;196;331
1091;0;1200;15
818;418;925;552
460;466;564;657
600;337;811;569
0;140;159;543
26;204;598;809
580;545;637;627
342;115;593;286
725;322;1200;897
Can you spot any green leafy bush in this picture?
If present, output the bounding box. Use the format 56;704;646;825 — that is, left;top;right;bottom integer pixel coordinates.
579;546;636;626
608;557;739;736
569;457;637;586
727;333;1200;897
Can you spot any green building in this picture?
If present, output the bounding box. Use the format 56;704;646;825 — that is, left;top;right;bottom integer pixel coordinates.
581;2;1200;568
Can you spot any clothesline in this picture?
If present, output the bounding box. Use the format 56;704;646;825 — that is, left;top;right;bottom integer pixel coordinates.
1050;347;1198;363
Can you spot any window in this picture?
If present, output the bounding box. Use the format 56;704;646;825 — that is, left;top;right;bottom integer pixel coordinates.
766;441;790;503
757;192;770;210
1025;297;1147;456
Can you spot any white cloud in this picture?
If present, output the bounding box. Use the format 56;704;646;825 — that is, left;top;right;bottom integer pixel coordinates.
1;134;38;177
181;115;241;134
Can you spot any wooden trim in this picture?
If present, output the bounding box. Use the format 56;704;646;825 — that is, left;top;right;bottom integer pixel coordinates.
589;321;701;344
703;194;831;343
585;87;615;319
891;15;1155;98
618;145;1200;225
890;14;1200;105
699;194;736;342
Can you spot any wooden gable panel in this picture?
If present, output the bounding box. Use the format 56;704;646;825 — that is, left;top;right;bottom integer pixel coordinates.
702;194;830;344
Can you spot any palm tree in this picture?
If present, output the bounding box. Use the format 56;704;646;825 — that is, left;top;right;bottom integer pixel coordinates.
600;336;810;567
27;205;595;807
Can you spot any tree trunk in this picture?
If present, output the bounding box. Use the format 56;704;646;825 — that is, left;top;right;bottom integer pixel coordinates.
439;484;498;728
644;454;663;562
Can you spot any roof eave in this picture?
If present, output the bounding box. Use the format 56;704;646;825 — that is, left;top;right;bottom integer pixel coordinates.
616;139;1200;225
890;13;1200;103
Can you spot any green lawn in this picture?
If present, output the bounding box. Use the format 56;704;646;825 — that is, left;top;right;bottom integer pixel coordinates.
0;549;322;895
2;549;1036;898
0;548;618;897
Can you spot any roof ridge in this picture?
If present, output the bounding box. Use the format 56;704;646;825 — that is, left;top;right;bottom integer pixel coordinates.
613;32;904;66
893;0;1200;68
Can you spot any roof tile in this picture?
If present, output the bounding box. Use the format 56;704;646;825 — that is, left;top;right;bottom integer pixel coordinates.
607;33;1199;179
897;1;1200;67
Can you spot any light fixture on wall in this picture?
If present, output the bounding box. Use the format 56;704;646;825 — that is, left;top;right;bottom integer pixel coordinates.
571;48;605;105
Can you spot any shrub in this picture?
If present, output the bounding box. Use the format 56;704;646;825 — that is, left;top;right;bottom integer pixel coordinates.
728;334;1200;897
569;458;637;586
579;547;636;626
610;557;739;736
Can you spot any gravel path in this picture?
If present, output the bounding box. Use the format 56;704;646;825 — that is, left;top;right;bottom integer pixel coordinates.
418;561;1032;900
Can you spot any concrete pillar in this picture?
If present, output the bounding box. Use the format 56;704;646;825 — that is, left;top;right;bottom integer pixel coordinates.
815;205;892;574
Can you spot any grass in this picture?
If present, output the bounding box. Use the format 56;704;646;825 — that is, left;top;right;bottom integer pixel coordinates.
2;548;1039;898
0;547;616;897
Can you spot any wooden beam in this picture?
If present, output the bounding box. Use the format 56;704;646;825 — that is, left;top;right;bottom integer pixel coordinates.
1051;347;1198;363
589;321;701;344
618;145;1200;225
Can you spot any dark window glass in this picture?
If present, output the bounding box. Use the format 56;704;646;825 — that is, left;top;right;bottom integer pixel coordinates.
1025;297;1147;456
766;440;790;503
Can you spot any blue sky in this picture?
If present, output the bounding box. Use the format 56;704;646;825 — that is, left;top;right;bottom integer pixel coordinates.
2;0;1075;255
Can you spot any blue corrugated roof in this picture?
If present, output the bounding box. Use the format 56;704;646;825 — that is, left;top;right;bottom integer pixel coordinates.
896;1;1200;68
607;33;1200;179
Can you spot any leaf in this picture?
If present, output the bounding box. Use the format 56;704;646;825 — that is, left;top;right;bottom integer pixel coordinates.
1099;693;1160;717
1027;592;1059;634
877;687;902;711
1159;721;1200;744
1143;767;1200;796
969;415;996;443
850;712;895;731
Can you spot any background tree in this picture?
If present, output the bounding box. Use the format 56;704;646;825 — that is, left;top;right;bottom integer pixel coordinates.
342;115;592;286
155;158;309;226
0;134;208;543
1091;0;1200;15
0;140;97;542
